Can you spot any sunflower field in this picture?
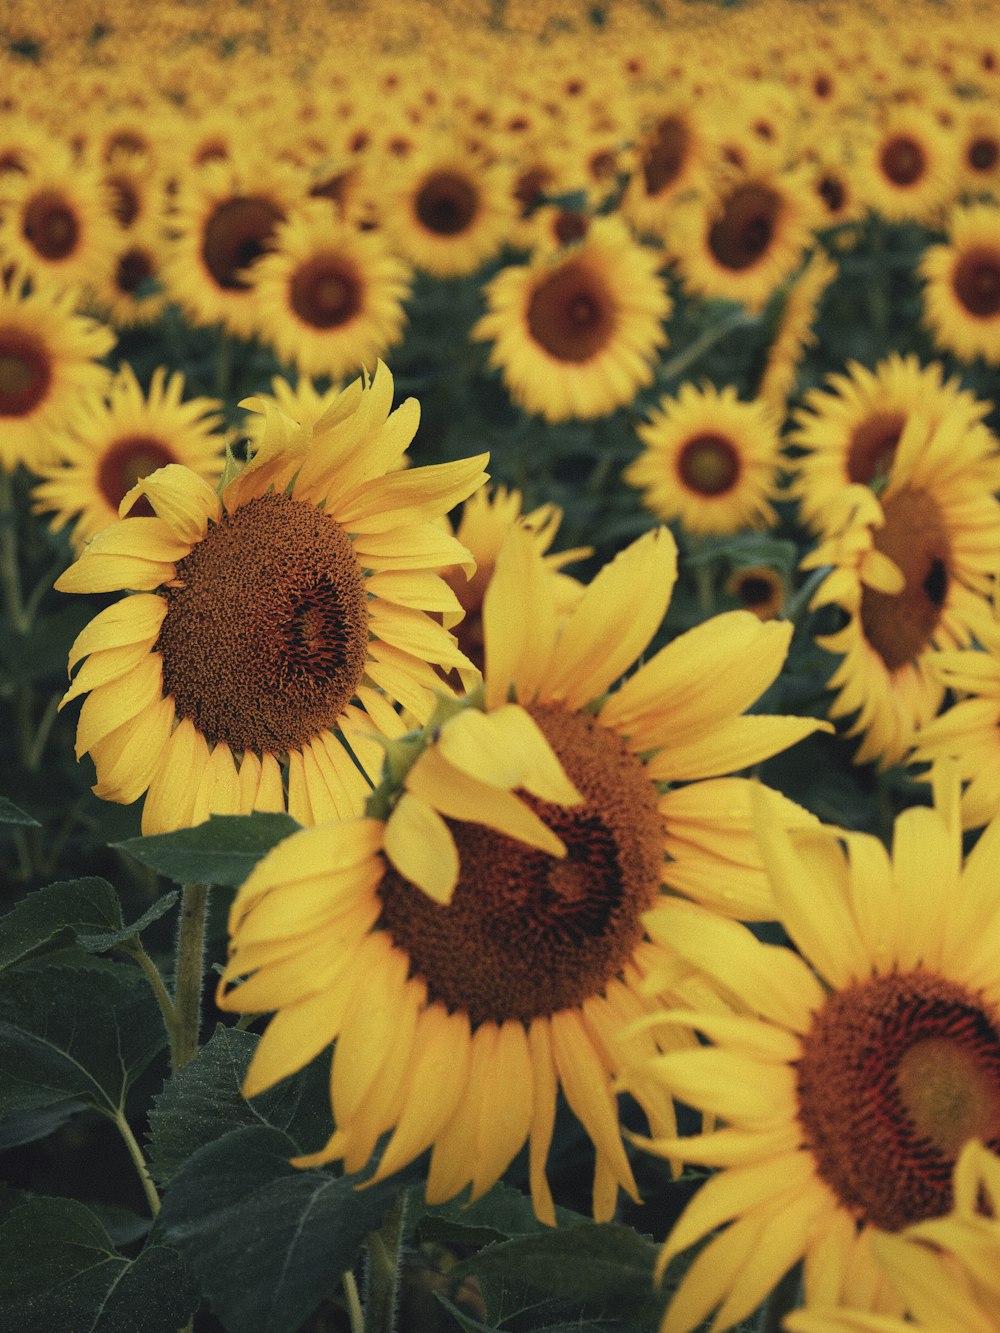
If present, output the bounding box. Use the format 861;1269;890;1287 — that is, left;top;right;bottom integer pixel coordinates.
3;0;1000;1330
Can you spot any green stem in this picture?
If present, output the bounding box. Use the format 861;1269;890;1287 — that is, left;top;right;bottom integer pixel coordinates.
0;467;28;635
171;882;209;1070
343;1270;364;1333
363;1191;408;1333
657;308;754;384
782;565;832;626
124;938;176;1038
24;690;60;772
113;1107;161;1218
758;1261;801;1332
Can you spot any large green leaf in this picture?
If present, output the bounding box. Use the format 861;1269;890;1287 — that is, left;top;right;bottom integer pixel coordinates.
157;1124;401;1333
147;1023;332;1186
0;955;166;1124
0;1197;196;1333
417;1183;589;1248
113;812;299;886
0;878;176;974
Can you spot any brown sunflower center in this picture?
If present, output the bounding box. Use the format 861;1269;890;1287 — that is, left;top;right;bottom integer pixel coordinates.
115;246;155;296
641;115;689;197
880;135;926;187
0;330;52;417
968;136;1000;173
414;170;479;236
514;167;552;217
847;411;905;484
709;184;780;271
526;257;616;363
732;571;780;615
23;190;80;261
97;435;176;514
377;703;665;1027
859;486;951;672
678;433;741;495
201;196;284;291
817;174;846;216
796;971;1000;1231
107;174;140;228
553;211;589;246
953;247;1000;318
289;256;362;329
155;491;369;755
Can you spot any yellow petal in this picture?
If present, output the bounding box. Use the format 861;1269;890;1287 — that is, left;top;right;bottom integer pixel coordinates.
331;934;410;1125
120;464;221;541
90;695;175;804
483;524;558;709
243;988;343;1098
67;594;167;672
527;1018;558;1227
383;792;459;904
74;654;165;758
335;454;490;532
646;715;829;782
471;1020;534;1199
140;718;210;833
436;704;580;805
61;639;154;708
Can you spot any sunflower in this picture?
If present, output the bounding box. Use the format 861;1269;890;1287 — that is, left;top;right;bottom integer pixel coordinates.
621;96;711;242
88;222;170;330
758;247;838;418
803;406;1000;769
0;274;115;474
855;105;958;224
668;161;820;313
54;364;489;833
628;775;1000;1332
790;353;997;538
724;565;786;621
0;145;120;293
787;1142;1000;1331
160;151;307;339
217;524;826;1223
955;102;1000;196
472;214;671;423
247;203;411;380
382;140;515;278
626;382;782;536
921;203;1000;366
32;363;227;550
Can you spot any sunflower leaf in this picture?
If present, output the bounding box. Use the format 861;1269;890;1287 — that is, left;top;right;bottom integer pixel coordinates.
113;812;300;886
157;1124;400;1333
0;797;40;827
0;1197;196;1333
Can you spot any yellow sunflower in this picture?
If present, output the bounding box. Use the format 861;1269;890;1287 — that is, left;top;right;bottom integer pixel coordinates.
955;102;1000;196
668;161;820;313
54;364;488;833
248;203;411;380
803;405;1000;769
921;203;1000;366
217;523;827;1224
724;565;786;621
0;274;115;474
32;363;227;550
628;775;1000;1332
472;214;671;423
621;96;711;237
790;353;997;538
626;382;782;536
88;223;170;330
382;140;515;278
758;247;838;418
854;105;958;225
787;1142;1000;1331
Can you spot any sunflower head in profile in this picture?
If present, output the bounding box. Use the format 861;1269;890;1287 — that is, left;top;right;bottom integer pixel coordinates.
32;362;228;550
0;273;115;474
921;202;1000;367
217;522;829;1225
757;247;838;419
803;405;1000;769
621;95;710;241
629;774;1000;1333
247;202;411;380
383;139;515;278
626;382;782;536
472;214;671;422
54;363;489;833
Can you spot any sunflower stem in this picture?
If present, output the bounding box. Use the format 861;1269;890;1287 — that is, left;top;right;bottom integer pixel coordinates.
782;565;832;626
657;307;755;385
758;1261;801;1332
343;1270;364;1333
0;466;29;635
113;1106;161;1219
363;1190;409;1333
171;882;210;1070
123;937;177;1040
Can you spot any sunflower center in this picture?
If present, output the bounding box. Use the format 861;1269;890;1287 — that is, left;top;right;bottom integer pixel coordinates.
97;436;176;514
880;135;926;187
376;703;665;1027
732;571;780;615
641;115;689;196
526;258;616;363
289;256;362;329
107;174;140;228
678;433;741;495
953;247;1000;318
201;196;285;291
708;184;779;271
414;170;479;236
0;331;52;417
796;972;1000;1231
554;211;589;246
155;491;369;755
847;411;905;484
859;486;951;671
23;190;80;261
115;246;155;295
514;166;552;217
818;174;846;216
968;137;999;172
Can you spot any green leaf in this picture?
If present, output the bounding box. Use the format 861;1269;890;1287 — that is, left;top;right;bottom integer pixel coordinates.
0;797;39;827
147;1024;332;1186
0;956;166;1123
76;892;179;952
0;1198;196;1333
157;1125;401;1333
113;812;299;886
418;1183;588;1247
